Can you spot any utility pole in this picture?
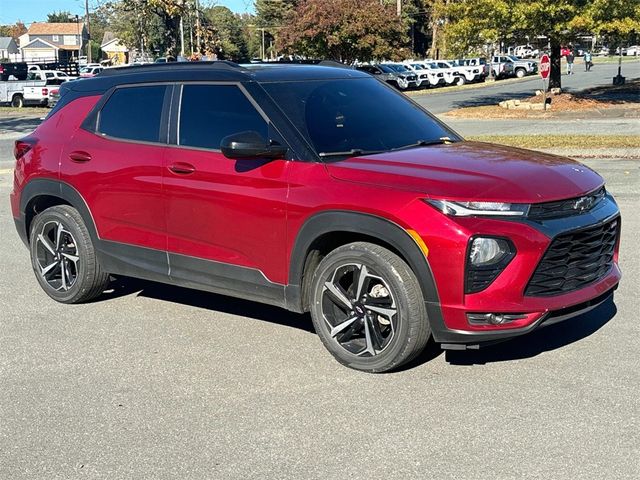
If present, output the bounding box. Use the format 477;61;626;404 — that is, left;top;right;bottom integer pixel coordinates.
180;16;185;57
85;0;91;63
261;28;266;60
195;0;201;54
397;0;401;16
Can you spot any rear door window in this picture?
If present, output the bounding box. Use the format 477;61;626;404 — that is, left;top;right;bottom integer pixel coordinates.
177;84;268;151
98;85;167;143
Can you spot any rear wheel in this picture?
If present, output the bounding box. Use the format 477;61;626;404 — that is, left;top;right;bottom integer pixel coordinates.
29;205;111;304
11;94;23;108
309;242;430;372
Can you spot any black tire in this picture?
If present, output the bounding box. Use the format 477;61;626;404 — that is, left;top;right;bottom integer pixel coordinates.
455;76;466;86
29;205;111;304
515;68;526;78
309;242;430;373
11;94;23;108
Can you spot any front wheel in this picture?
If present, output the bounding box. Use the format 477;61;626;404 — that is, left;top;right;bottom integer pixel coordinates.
309;242;430;372
515;68;526;78
455;76;466;86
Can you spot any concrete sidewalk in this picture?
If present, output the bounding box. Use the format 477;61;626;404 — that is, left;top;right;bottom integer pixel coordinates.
441;116;640;137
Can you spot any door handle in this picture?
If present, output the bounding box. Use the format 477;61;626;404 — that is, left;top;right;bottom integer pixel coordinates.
168;162;196;175
69;151;92;163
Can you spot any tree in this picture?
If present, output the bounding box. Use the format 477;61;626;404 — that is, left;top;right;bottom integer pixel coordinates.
442;0;518;57
255;0;297;27
572;0;640;49
204;6;249;61
255;0;298;58
0;21;27;39
440;1;589;89
278;0;410;63
47;11;75;23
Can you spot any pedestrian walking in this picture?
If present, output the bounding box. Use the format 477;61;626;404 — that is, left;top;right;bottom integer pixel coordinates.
584;51;593;71
566;52;575;75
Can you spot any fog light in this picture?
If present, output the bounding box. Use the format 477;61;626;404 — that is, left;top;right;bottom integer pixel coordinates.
469;237;510;266
467;313;528;326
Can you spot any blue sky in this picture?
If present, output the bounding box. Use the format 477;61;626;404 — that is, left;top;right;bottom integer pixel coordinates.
0;0;254;24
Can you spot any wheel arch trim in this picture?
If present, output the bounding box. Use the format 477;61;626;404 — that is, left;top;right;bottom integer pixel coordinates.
18;178;99;244
286;210;442;310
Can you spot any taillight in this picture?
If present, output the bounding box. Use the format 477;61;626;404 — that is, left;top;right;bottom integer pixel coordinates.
14;139;35;160
42;88;49;96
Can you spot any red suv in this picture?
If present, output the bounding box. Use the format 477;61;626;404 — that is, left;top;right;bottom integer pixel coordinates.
10;62;621;372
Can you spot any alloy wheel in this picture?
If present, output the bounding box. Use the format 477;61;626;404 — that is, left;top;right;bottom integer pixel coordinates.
321;263;397;357
35;220;80;291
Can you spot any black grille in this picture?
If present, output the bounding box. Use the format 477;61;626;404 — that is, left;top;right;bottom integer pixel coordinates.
525;218;619;296
528;187;605;220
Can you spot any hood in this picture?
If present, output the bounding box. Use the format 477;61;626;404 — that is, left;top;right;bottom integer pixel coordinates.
325;141;603;203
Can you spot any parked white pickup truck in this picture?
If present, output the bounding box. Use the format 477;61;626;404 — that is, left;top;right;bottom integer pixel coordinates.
22;70;75;107
447;59;487;84
0;78;46;107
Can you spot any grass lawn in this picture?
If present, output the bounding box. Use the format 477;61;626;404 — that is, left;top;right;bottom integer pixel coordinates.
467;134;640;149
0;106;49;116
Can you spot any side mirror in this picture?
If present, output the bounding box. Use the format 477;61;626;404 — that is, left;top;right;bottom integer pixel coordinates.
220;131;287;160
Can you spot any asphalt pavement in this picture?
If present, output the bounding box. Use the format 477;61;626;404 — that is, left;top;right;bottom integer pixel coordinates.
0;158;639;479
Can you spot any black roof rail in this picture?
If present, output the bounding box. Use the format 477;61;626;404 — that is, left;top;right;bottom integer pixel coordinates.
98;60;246;77
248;59;353;69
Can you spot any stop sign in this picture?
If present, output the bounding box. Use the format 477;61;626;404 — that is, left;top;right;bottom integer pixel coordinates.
539;54;551;79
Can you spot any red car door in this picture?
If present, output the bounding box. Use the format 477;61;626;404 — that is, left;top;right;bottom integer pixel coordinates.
163;83;290;287
60;84;169;253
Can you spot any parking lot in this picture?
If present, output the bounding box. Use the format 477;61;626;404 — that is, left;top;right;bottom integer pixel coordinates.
0;150;638;478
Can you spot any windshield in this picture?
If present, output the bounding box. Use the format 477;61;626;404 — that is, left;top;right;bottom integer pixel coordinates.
80;67;90;73
263;77;458;158
378;64;395;73
508;55;521;61
386;64;408;73
411;64;424;70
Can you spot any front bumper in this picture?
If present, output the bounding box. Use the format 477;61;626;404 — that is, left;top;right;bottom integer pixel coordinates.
419;193;621;347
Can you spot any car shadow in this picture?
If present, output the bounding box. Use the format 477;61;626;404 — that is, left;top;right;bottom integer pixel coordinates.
0;116;43;134
445;298;617;366
451;92;532;109
98;277;617;369
100;276;315;333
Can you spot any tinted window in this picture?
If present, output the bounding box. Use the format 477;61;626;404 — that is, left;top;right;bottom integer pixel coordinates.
99;85;166;142
178;85;267;150
263;78;456;156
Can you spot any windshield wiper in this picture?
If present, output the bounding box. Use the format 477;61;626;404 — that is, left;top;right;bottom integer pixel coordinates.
390;137;454;152
318;148;384;158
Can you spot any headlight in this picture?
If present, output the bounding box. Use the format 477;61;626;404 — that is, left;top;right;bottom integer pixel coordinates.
426;199;530;217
